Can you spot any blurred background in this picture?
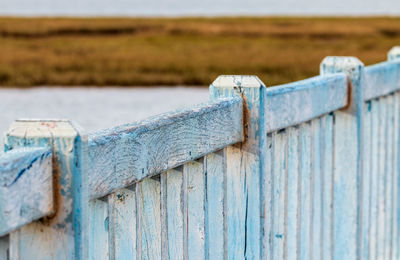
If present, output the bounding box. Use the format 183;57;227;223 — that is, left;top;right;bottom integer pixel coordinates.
1;0;400;143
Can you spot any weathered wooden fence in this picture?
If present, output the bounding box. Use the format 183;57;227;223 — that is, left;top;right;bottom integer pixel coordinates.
1;47;400;259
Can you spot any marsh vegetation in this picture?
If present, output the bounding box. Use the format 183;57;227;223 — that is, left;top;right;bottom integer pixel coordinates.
1;17;400;86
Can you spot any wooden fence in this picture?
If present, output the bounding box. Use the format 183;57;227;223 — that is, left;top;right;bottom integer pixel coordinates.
1;47;400;259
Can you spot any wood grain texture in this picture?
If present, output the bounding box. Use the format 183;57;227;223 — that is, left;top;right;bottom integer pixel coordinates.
137;178;161;260
265;74;348;132
369;98;379;259
108;188;137;260
311;118;322;260
205;151;225;259
164;168;184;260
271;131;287;260
264;115;335;260
185;160;206;260
0;147;52;237
88;199;109;260
299;123;312;260
5;120;88;260
88;97;243;200
364;60;400;101
361;100;372;260
210;75;267;259
392;92;400;260
286;127;299;260
384;95;394;259
321;57;365;260
321;114;334;260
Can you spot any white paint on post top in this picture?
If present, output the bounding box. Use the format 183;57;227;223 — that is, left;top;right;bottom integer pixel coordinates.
388;46;400;61
5;119;88;260
211;75;265;89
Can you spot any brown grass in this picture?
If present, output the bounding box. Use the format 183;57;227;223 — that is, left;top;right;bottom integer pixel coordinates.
0;17;400;87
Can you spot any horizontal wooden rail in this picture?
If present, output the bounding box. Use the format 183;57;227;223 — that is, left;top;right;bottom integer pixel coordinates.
265;74;348;132
0;147;53;236
88;97;244;200
364;60;400;101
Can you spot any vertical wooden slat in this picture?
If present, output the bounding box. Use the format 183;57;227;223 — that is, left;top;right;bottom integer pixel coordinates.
205;151;226;259
369;98;379;259
160;173;168;260
165;168;184;260
137;178;161;260
108;188;137;260
210;75;266;259
271;131;287;260
265;135;273;260
311;118;322;260
286;127;299;260
89;199;109;260
322;114;334;260
299;123;312;260
224;145;247;259
332;111;359;259
392;92;400;260
377;96;387;259
361;100;372;260
185;160;206;260
385;95;394;259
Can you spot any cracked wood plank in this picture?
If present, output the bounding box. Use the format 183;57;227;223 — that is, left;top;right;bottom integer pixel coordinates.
0;147;53;236
321;57;364;259
88;97;243;200
210;75;266;259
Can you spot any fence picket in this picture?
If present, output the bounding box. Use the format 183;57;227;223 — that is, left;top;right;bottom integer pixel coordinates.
205;151;225;259
137;178;161;260
108;188;137;260
185;160;206;259
89;199;109;260
165;168;184;260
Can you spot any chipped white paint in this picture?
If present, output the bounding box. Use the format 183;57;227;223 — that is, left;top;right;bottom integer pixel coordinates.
88;97;243;200
210;75;266;259
4;120;88;260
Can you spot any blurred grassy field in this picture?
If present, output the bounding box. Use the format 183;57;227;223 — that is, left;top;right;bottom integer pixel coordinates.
1;17;400;87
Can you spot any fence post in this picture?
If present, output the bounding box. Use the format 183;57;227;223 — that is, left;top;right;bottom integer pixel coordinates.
4;120;88;259
320;57;365;259
209;75;267;259
388;46;400;61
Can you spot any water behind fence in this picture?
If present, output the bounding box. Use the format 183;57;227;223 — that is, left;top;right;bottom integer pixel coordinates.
1;47;400;259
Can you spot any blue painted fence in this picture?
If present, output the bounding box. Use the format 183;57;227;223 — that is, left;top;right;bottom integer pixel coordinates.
0;47;400;259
